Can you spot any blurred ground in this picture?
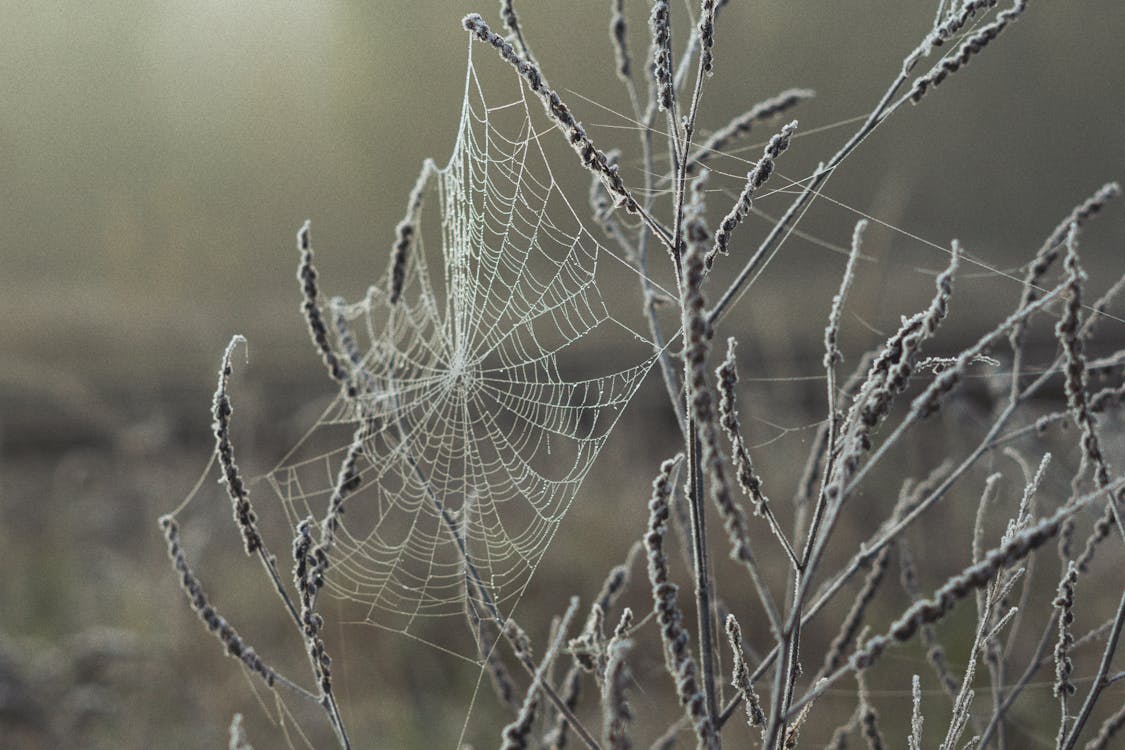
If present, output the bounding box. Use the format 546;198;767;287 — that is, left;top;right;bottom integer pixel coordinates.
2;2;1125;747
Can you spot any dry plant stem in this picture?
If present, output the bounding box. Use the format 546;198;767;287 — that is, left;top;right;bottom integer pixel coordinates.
943;579;1020;749
465;593;519;711
1061;589;1125;750
598;2;682;436
661;3;727;729
214;335;352;747
161;514;356;748
1055;562;1080;747
462;13;673;251
817;282;1065;558
856;670;886;750
602;639;634;749
681;227;784;714
293;521;352;750
766;244;960;749
783;484;1118;723
790;353;875;552
1056;226;1125;542
475;586;602;749
806;283;1108;642
822;220;867;481
695;284;1076;738
802;292;1058;619
716;339;799;567
908;0;1028;103
211;339;312;620
818;542;893;679
211;338;353;748
1006;181;1121;404
978;612;1119;747
213;336;265;557
803;219;867;590
705;2;1001;326
645;455;718;748
989;271;1125;450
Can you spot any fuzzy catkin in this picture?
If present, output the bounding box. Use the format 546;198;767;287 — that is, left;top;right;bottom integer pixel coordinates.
686;89;813;174
571;543;640;678
389;163;432;304
708;121;797;267
609;0;630;80
725;614;765;730
1054;562;1079;699
602;639;633;750
1072;504;1117;575
648;1;672;111
910;0;1027;103
296;222;354;395
821;542;893;677
212;336;263;555
851;498;1083;673
293;519;333;696
316;424;366;569
821;244;958;520
697;0;716;77
1010;182;1120;351
716;338;770;516
912;273;1062;422
825;220;866;370
330;298;360;367
932;0;1001;42
856;670;886;750
644;457;717;749
857;241;959;429
463;14;638;215
1057;227;1114;495
160;516;276;687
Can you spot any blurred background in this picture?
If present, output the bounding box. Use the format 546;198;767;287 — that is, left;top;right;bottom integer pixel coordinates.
2;2;1124;747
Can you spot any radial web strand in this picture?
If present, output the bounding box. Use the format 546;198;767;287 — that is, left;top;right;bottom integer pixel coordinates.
266;47;660;647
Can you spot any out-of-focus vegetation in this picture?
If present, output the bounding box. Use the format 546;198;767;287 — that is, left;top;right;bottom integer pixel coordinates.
2;3;1124;747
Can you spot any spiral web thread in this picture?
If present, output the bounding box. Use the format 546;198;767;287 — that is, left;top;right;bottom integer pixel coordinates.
266;47;660;645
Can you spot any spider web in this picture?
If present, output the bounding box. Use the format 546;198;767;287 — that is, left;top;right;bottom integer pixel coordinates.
266;46;661;645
